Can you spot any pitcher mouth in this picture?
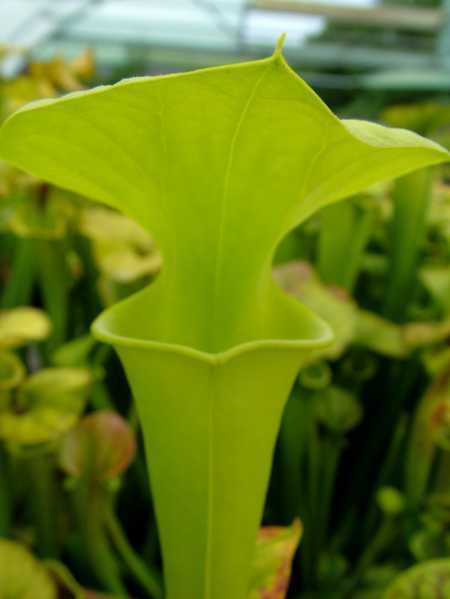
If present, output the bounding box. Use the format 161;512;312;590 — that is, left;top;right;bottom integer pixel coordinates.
91;291;334;366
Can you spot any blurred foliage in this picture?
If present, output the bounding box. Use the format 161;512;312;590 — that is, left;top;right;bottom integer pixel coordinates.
384;558;450;597
0;48;449;599
0;538;56;598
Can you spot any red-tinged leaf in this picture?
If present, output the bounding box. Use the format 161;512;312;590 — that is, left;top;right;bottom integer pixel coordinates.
248;519;302;599
59;410;136;481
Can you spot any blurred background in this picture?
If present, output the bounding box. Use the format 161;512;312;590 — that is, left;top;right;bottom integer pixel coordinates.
1;0;450;109
0;2;450;599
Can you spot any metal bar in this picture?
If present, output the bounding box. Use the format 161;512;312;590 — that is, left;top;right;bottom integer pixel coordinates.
5;0;54;44
5;0;101;48
43;0;104;47
1;0;101;77
361;69;450;90
191;0;238;38
437;0;450;68
251;0;445;32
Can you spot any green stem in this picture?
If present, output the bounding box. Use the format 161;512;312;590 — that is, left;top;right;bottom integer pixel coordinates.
38;239;70;349
316;435;342;553
298;389;321;589
43;560;86;599
362;416;407;543
73;234;103;324
344;358;419;531
28;453;58;558
383;168;432;322
127;403;140;433
90;381;115;411
355;517;397;575
143;517;161;566
73;483;126;595
343;516;398;597
0;446;11;536
1;237;36;308
106;506;164;599
277;385;309;522
274;225;310;264
318;196;375;292
433;450;450;494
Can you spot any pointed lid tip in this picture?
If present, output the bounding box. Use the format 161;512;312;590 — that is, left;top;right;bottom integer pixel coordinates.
274;33;287;58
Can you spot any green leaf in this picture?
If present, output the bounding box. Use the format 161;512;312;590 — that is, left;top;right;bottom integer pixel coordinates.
274;261;439;360
0;351;25;391
274;262;355;361
0;539;57;599
52;334;97;367
384;559;450;598
248;519;302;599
0;307;51;350
0;47;447;355
0;367;91;445
382;101;450;137
423;346;450;376
352;564;399;599
421;265;450;314
95;246;161;285
5;188;74;239
403;318;450;350
0;41;448;599
79;206;161;282
429;182;450;242
354;310;407;358
79;205;152;247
